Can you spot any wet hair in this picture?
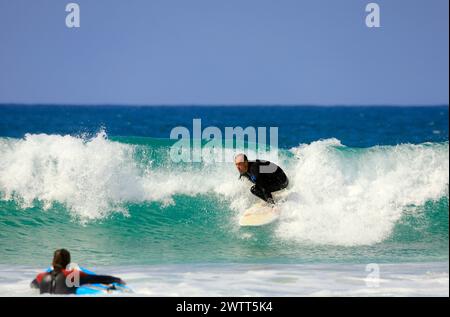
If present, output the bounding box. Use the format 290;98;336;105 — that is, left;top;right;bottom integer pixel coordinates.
52;249;71;272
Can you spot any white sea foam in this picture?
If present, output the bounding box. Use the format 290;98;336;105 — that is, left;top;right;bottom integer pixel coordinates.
0;132;142;219
275;138;449;246
0;132;260;217
0;262;447;297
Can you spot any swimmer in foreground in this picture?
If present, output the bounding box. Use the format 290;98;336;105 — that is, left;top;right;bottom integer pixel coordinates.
235;153;289;204
30;249;126;294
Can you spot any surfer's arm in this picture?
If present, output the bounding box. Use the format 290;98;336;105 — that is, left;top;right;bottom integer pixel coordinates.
249;163;265;187
30;272;45;289
248;164;275;202
239;173;251;181
80;274;126;285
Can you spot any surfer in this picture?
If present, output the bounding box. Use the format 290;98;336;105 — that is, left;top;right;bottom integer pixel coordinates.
30;249;126;294
235;153;289;204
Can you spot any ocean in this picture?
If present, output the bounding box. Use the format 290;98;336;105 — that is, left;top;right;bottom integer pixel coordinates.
0;105;448;296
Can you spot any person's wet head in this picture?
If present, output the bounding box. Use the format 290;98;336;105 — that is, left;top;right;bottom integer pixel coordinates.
52;249;71;272
234;153;249;174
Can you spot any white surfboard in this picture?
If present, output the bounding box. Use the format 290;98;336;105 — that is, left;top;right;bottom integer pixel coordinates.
239;202;281;227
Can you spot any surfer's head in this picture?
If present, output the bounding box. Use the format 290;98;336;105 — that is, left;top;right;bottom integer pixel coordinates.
234;153;248;173
52;249;71;272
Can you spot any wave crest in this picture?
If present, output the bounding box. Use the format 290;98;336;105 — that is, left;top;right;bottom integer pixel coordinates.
0;133;448;246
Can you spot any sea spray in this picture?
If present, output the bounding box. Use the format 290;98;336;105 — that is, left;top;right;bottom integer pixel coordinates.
0;134;448;249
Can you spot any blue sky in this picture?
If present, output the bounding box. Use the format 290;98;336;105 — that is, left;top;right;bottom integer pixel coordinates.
0;0;448;105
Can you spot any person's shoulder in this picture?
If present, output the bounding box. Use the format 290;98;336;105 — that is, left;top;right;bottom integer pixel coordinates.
248;160;259;171
35;271;48;283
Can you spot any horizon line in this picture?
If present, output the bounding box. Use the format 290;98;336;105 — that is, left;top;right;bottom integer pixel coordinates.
0;103;449;108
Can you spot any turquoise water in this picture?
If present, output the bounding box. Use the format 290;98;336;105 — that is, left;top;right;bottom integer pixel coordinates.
1;196;448;266
0;122;448;266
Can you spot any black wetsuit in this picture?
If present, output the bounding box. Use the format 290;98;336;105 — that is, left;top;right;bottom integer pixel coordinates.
240;160;289;203
30;269;123;295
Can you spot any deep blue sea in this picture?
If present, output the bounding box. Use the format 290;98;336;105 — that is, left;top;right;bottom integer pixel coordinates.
1;105;448;147
0;105;448;276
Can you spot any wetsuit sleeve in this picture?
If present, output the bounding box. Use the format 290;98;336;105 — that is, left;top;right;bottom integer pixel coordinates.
30;272;46;289
80;274;125;285
239;173;249;181
249;163;262;186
